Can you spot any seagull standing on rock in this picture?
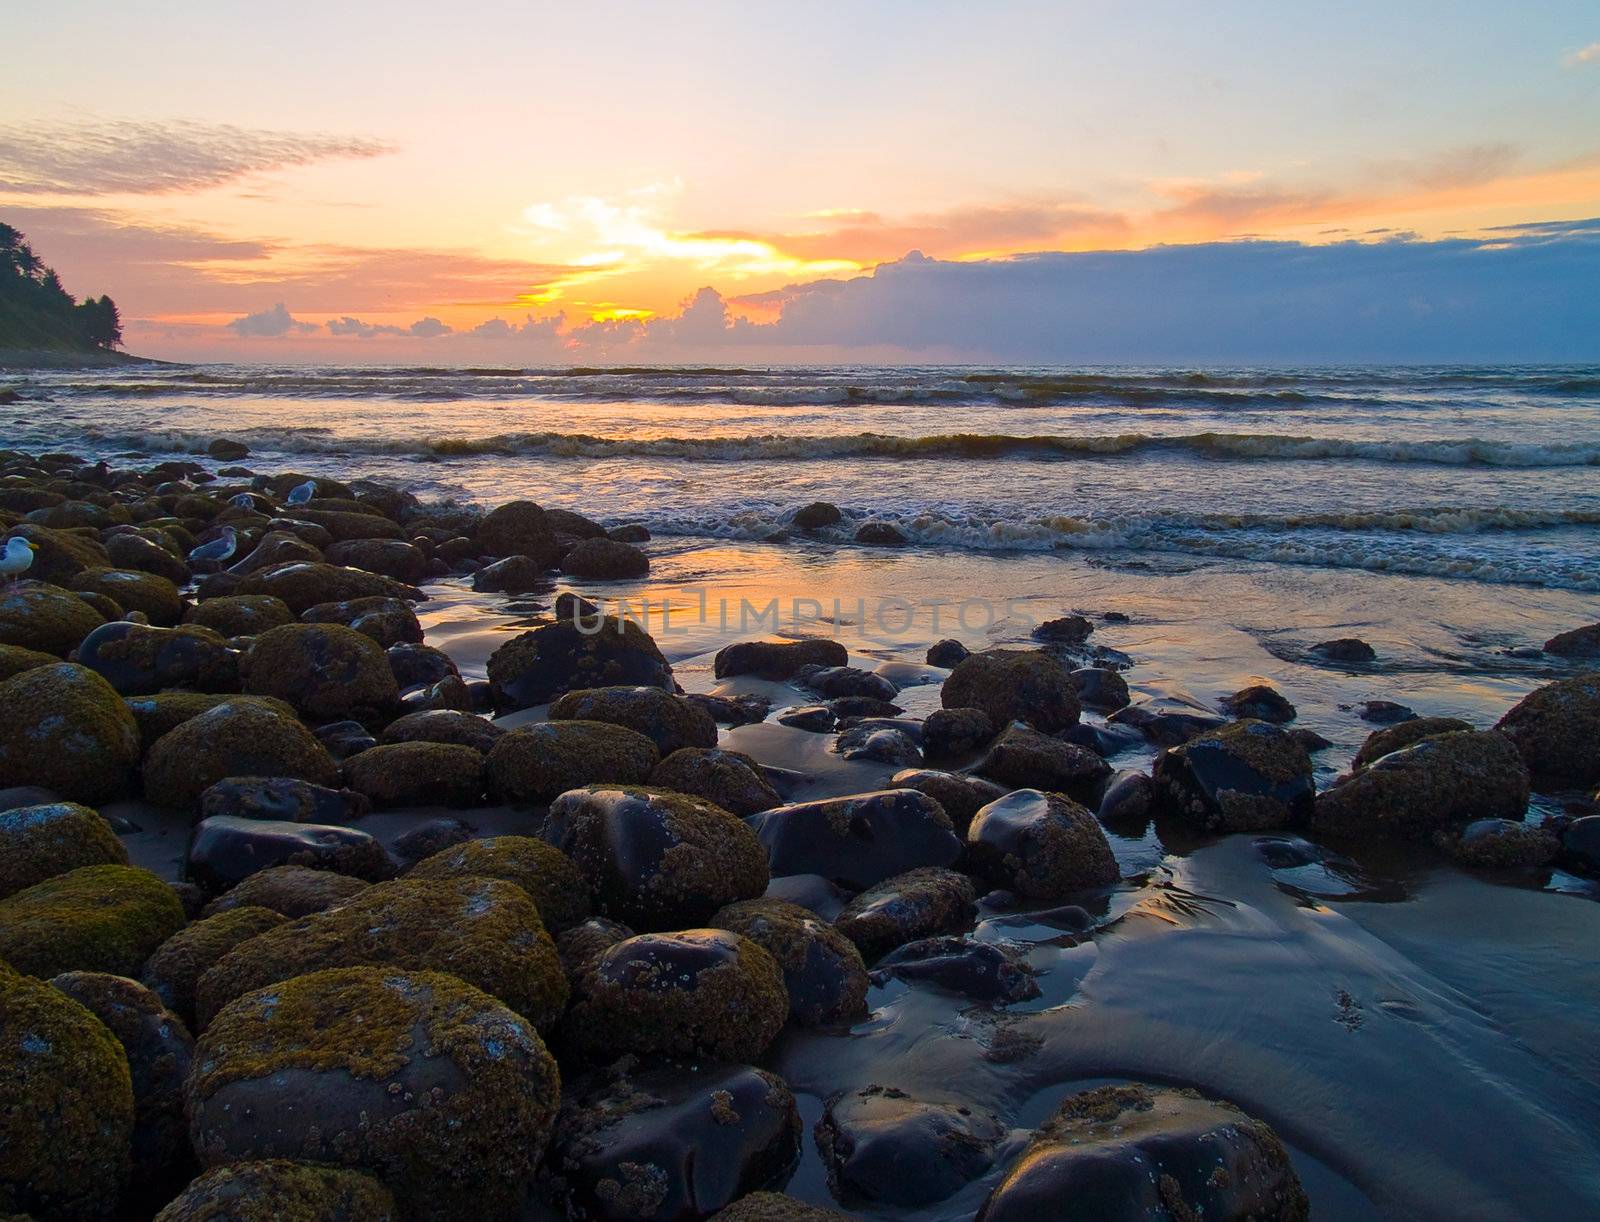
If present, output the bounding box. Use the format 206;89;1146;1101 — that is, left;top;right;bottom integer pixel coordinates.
286;480;317;506
1;537;38;587
188;526;238;564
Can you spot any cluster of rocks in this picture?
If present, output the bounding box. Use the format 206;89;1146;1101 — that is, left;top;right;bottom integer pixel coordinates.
5;448;1596;1219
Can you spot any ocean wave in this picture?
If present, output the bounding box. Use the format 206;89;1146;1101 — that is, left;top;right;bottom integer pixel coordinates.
58;424;1600;468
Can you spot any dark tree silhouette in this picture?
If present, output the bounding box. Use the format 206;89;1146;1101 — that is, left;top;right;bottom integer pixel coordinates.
0;223;122;351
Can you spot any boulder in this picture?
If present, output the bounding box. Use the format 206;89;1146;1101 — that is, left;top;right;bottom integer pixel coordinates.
77;619;240;695
887;769;1007;836
711;1194;848;1221
550;684;718;754
1352;716;1473;770
477;500;561;566
0;800;128;900
68;567;184;625
650;747;782;816
0;641;56;679
791;501;842;529
1445;818;1560;868
487;615;673;711
382;707;505;753
408;836;591;934
103;531;190;584
712;897;870;1025
182;594;295;637
1544;622;1600;657
143;700;338;809
5;523;110;583
1311;637;1376;663
472;554;550;593
561;536;649;579
486;720;659;804
925;638;970;668
833;867;976;964
0;662;141;802
748;790;962;891
922;706;995;762
1071;666;1130;712
714;638;848;680
1496;675;1600;785
141;906;289;1026
324;538;428;583
124;692;295;751
1107;700;1227;746
1033;614;1092;644
967;790;1119;899
1097;769;1154;824
199;775;367;824
0;579;106;655
976;721;1111;796
302;595;422;648
240;622;399;719
200;864;369;919
236;562;415;614
228;530;323;576
941;649;1079;733
153;1161;397;1221
342;742;485;808
184;816;394;895
816;1086;1005;1208
1152;720;1314;832
876;936;1040;1003
0;863;185;978
854;521;906;546
802;665;898;702
1221;683;1296;723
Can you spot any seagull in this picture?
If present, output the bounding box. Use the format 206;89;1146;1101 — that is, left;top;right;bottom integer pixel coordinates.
229;493;257;509
285;480;317;506
1;537;38;587
188;526;238;564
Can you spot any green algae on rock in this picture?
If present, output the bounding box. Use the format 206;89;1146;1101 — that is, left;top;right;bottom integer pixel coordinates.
0;642;59;679
486;720;659;804
0;662;142;803
123;692;298;752
1152;718;1315;833
341;741;485;807
940;648;1080;734
0;581;108;656
152;1160;398;1222
710;1192;851;1221
0;801;128;900
712;896;869;1025
68;566;185;625
408;835;591;933
189;967;560;1220
141;906;289;1027
235;561;416;614
76;619;240;695
648;746;782;816
486;615;673;712
200;863;369;918
548;684;717;754
0;863;186;979
142;699;339;809
240;622;399;719
833;867;978;965
181;593;296;637
0;967;136;1220
1495;674;1600;786
1352;716;1474;770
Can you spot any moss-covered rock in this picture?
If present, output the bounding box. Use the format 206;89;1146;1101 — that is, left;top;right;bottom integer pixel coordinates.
104;530;190;584
193;876;567;1031
941;648;1080;734
1495;675;1600;785
0;662;141;802
0;801;128;899
153;1161;398;1222
816;1085;1005;1209
976;721;1111;796
182;594;295;637
0;967;135;1219
1152;719;1315;832
549;685;717;754
887;769;1007;836
340;741;484;808
124;692;297;751
967;789;1119;900
711;1193;850;1221
542;785;769;930
228;530;324;577
143;699;338;809
5;523;109;583
301;596;422;649
0;863;185;978
833;867;977;964
486;616;673;712
560;536;649;579
188;967;560;1219
380;708;504;753
486;720;659;805
324;538;428;583
712;897;869;1025
648;746;782;816
565;929;787;1063
235;561;414;615
200;864;369;919
198;775;368;824
68;567;184;625
713;638;848;680
239;622;399;719
77;620;240;695
408;836;590;933
0;580;106;655
0;642;57;679
1442;818;1560;869
1311;729;1530;840
140;906;289;1026
1352;716;1474;770
476;499;560;565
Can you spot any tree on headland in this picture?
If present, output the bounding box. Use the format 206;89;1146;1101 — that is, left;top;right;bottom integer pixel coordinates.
0;222;123;352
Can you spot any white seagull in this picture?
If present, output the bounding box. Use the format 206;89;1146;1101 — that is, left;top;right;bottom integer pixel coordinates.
1;537;38;587
285;480;317;506
188;526;238;564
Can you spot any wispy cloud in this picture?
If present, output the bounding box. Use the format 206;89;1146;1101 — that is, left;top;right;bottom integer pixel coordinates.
1564;41;1600;68
0;118;394;195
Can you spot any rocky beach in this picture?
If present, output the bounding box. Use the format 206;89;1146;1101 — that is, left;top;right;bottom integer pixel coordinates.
1;431;1599;1221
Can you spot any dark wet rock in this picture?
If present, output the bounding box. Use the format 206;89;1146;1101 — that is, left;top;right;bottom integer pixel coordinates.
189;966;561;1220
923;706;996;763
1034;614;1093;644
976;1083;1308;1222
488;615;673;711
0;800;128;900
1352;716;1474;769
551;1058;802;1219
200;863;369;918
1097;769;1154;824
144;699;338;809
387;640;460;689
184;816;395;896
77;619;239;695
713;897;869;1025
235;561;416;615
1152;720;1314;833
792;501;842;529
487;720;659;804
390;817;473;866
193;876;567;1031
609;522;651;543
0;662;141;803
977;721;1111;796
1107;700;1227;746
687;691;772;726
151;1161;398;1221
342;741;485;808
564;929;788;1062
379;709;501;755
1062;722;1138;758
1286;727;1334;753
550;684;718;754
715;638;849;680
816;1085;1005;1210
711;1192;849;1220
1560;815;1600;875
802;664;898;702
324;538;428;583
1544;622;1600;657
314;718;378;761
1312;730;1530;840
104;530;190;584
762;874;851;921
889;768;1008;836
650;747;782;817
1222;683;1297;724
0;966;136;1219
542;785;768;930
878;935;1041;1004
1496;675;1600;785
227;530;323;577
199;776;368;824
835;721;922;766
409;835;591;934
967;789;1118;900
48;972;195;1200
562;536;650;579
141;906;289;1026
1442;818;1560;868
556;916;634;981
69;567;184;625
926;638;970;668
182;593;295;637
1252;836;1321;869
854;521;907;546
0;863;185;978
301;594;422;648
749;789;962;891
206;438;250;460
471;554;550;593
777;705;836;732
1355;699;1416;725
833;867;976;964
942;648;1079;734
1311;637;1376;663
477;500;562;566
1070;666;1130;713
553;590;602;621
827;695;904;718
239;622;399;719
289;509;406;545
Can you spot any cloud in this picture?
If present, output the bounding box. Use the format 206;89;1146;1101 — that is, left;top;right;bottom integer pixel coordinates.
1564;41;1600;68
407;316;452;337
0;118;394;195
325;316;405;338
226;303;317;337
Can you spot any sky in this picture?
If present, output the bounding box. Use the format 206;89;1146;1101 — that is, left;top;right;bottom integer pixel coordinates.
3;0;1599;363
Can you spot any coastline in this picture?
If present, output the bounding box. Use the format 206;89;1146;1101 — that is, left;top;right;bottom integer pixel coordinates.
0;347;173;370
